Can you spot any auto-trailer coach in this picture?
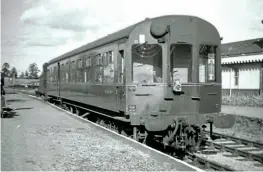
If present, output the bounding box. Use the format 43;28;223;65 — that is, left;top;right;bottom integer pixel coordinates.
37;15;234;157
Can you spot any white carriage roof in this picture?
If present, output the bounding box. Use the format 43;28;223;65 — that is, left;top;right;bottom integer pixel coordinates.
221;53;263;64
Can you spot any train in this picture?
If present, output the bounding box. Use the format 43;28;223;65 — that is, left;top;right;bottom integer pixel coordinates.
37;15;235;158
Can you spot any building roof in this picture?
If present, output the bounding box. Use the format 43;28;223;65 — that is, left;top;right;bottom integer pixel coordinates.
222;38;263;57
221;53;263;64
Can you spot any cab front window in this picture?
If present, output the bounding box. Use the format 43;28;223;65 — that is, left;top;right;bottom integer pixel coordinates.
132;44;163;84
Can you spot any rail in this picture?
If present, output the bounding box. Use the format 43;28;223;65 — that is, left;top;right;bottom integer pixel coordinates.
204;130;263;148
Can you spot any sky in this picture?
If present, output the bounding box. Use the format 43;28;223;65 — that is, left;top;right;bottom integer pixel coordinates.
1;0;263;75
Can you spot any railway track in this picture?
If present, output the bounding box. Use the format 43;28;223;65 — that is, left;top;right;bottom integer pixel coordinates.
204;131;263;163
205;131;263;148
24;93;263;171
187;153;235;171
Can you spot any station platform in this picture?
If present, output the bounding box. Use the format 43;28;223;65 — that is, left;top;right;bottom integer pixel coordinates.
221;105;263;119
1;93;203;171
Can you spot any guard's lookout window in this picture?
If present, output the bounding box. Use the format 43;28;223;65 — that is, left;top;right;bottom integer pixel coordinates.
199;45;216;83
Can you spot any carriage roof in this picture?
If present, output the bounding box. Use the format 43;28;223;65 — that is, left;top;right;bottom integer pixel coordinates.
48;15;217;65
48;21;143;64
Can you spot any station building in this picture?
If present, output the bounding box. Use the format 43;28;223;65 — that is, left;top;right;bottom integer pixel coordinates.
221;38;263;96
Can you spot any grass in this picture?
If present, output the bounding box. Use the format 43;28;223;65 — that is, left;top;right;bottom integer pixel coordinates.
5;87;36;96
207;115;263;144
222;94;263;107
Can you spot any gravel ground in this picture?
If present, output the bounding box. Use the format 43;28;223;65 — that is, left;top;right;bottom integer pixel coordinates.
1;93;198;171
206;115;263;144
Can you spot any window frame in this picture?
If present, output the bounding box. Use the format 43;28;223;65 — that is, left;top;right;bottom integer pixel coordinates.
71;60;75;83
170;43;193;84
94;51;115;84
78;59;82;69
198;44;217;83
131;43;163;84
86;57;92;67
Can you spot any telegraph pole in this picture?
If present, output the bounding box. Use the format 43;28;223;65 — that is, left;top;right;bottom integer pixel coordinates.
12;71;16;86
261;20;263;95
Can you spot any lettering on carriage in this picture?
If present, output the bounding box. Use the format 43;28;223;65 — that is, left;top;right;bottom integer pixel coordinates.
104;89;114;94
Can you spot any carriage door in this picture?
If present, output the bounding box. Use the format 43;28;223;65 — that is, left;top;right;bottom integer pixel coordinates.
57;62;61;97
170;43;192;83
117;48;125;112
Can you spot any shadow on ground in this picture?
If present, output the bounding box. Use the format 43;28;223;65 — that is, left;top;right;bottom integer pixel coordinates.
6;99;27;103
1;111;19;118
2;107;34;118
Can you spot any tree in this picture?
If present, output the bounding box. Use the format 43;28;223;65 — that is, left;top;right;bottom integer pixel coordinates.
10;67;18;79
25;70;29;79
28;63;40;79
1;62;10;77
19;72;25;79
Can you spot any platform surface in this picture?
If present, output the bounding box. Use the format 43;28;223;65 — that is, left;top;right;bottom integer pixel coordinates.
1;93;202;171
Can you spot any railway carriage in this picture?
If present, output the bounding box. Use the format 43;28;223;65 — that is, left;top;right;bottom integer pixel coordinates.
37;15;234;157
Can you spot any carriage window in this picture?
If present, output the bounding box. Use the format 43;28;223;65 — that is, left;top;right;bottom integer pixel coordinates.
65;62;69;83
119;50;124;84
170;44;192;83
94;51;115;83
95;54;103;83
86;57;91;67
132;44;162;83
84;57;92;83
61;64;64;82
85;68;92;83
71;61;75;83
76;71;81;82
71;61;75;68
66;73;69;83
95;66;103;83
104;51;114;83
76;59;83;82
95;54;102;65
199;45;216;83
54;66;57;82
78;59;82;68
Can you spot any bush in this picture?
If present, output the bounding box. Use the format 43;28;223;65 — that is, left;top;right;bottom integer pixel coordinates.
222;94;263;107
